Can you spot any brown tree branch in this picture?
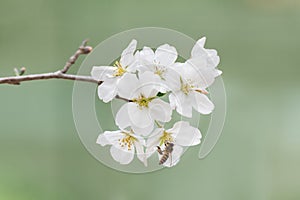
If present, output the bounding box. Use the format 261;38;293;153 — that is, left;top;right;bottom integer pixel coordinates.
0;40;101;85
0;72;100;85
61;39;92;74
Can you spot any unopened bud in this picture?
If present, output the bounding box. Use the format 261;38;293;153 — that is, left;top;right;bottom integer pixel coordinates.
19;67;26;76
81;46;93;54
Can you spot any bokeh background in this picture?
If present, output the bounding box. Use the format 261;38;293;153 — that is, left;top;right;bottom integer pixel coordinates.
1;0;300;199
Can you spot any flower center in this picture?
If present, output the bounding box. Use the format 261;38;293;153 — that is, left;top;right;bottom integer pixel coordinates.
181;83;191;95
132;94;155;109
113;61;126;77
154;66;166;80
118;132;137;151
180;77;195;95
159;131;174;146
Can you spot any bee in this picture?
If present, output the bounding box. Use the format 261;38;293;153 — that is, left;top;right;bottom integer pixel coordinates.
157;141;174;166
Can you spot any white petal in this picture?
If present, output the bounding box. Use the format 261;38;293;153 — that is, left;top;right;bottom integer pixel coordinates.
161;145;183;167
164;68;181;91
197;37;207;47
96;133;110;146
191;91;214;115
97;78;118;103
130;51;149;73
115;103;131;130
169;92;193;118
149;99;172;122
134;140;147;166
131;122;154;137
110;145;134;165
139;46;155;64
169;93;177;110
138;71;162;97
91;66;115;81
191;39;206;58
145;128;164;158
117;73;139;99
191;37;220;68
168;121;202;146
214;69;222;77
146;128;164;147
120;39;137;67
154;44;178;66
206;49;220;68
128;103;153;129
186;58;215;88
101;130;124;146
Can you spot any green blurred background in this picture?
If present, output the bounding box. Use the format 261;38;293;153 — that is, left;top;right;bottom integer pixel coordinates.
1;0;300;199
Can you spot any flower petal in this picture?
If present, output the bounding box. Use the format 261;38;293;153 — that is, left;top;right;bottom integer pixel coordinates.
191;37;220;68
169;92;193;118
191;37;207;58
131;122;154;136
154;44;177;66
164;67;181;92
91;66;115;81
117;73;139;99
100;130;124;146
134;140;147;166
191;91;214;115
115;103;131;130
214;69;222;77
96;133;110;146
110;145;134;165
97;78;118;103
197;37;207;47
206;49;220;68
186;58;215;88
120;39;137;67
127;103;153;129
149;99;172;122
138;46;155;64
138;71;162;97
145;128;164;158
168;121;202;146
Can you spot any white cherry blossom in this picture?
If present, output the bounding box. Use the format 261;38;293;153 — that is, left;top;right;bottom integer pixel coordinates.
169;61;215;118
146;121;202;167
96;129;147;166
92;37;222;168
191;37;222;77
116;71;172;136
135;44;180;92
91;39;138;102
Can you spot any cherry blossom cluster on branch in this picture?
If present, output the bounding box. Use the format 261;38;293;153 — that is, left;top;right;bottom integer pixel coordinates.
91;37;222;167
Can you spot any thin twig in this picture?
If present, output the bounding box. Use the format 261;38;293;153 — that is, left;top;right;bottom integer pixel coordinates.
0;40;98;85
61;39;92;74
0;71;101;85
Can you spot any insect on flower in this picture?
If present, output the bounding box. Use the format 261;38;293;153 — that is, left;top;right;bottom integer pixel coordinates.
157;141;174;166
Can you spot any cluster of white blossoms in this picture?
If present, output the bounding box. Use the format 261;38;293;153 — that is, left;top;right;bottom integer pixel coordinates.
91;37;221;167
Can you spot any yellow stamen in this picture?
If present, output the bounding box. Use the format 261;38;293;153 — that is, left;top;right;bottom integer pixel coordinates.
132;94;155;109
113;61;126;77
159;131;174;146
119;132;137;151
154;66;166;79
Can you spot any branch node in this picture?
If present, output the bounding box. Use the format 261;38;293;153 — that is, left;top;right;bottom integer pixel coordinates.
60;39;92;74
